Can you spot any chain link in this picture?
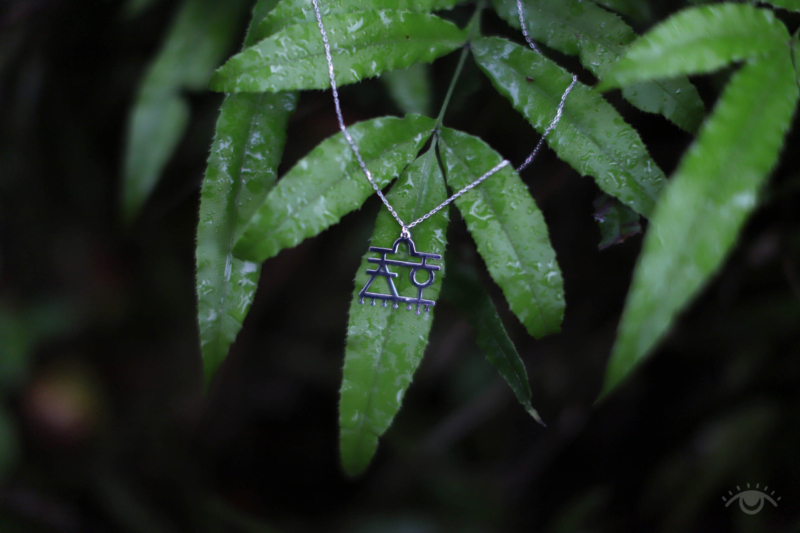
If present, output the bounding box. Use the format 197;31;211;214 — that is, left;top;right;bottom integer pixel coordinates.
311;0;577;237
514;0;578;174
311;0;407;229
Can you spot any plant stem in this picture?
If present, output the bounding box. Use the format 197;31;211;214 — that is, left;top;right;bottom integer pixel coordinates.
434;1;485;132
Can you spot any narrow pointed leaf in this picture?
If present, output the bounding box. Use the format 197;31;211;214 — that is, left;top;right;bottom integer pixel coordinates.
257;0;462;39
196;0;297;384
473;37;665;216
340;148;448;476
598;4;788;90
122;0;251;222
443;260;543;423
382;63;433;116
123;98;189;222
210;11;468;93
233;114;435;263
493;0;704;132
593;194;641;251
590;0;652;23
439;127;564;338
602;48;799;396
196;92;297;383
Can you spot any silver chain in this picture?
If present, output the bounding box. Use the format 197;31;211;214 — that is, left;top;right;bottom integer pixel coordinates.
310;0;577;236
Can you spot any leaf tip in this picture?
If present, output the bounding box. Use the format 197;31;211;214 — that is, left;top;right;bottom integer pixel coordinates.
339;429;378;478
595;372;619;405
525;403;546;427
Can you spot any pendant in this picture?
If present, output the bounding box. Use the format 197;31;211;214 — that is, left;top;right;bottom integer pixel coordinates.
358;233;441;315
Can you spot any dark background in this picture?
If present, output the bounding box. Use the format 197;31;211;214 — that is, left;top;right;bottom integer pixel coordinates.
1;1;799;531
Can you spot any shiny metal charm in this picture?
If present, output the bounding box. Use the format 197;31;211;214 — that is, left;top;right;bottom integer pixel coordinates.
358;235;441;315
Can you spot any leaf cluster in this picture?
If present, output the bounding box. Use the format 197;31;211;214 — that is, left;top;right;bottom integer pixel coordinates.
120;0;799;476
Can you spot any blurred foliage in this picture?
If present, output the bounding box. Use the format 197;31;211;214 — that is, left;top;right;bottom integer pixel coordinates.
0;1;799;532
121;0;251;222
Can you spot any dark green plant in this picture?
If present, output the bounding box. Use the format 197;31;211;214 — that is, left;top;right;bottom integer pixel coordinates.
118;0;798;477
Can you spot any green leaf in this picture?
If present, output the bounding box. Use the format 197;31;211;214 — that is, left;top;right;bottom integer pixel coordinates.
257;0;462;39
590;0;652;23
760;0;800;13
493;0;704;132
0;404;18;482
443;260;543;423
249;0;292;44
123;96;189;223
340;147;448;476
598;4;788;90
795;37;800;86
233;114;435;263
382;63;433;116
122;0;251;223
196;0;298;384
593;194;641;251
602;47;799;397
438;127;564;338
209;11;468;93
472;37;665;217
196;92;297;384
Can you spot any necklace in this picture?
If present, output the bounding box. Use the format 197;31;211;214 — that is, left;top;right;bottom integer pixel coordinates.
311;0;577;313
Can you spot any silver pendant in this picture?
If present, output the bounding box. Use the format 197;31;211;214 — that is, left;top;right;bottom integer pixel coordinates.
358;234;441;315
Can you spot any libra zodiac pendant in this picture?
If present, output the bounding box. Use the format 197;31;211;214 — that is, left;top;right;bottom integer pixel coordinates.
358;235;441;314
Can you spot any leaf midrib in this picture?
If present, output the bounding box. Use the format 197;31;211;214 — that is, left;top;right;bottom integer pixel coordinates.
268;129;433;237
229;34;465;79
625;33;782;69
351;158;444;452
653;62;787;287
476;308;529;398
445;144;552;333
208;94;265;356
510;3;698;114
263;5;444;36
351;304;399;454
486;54;656;210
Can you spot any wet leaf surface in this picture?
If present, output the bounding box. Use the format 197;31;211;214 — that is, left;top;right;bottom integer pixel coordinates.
196;0;296;383
598;4;788;90
257;0;461;38
494;0;704;132
196;92;297;383
603;46;799;396
210;11;468;93
473;37;665;217
340;147;448;476
439;127;564;338
233;114;435;263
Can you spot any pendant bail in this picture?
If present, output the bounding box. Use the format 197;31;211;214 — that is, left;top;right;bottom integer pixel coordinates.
400;226;411;240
